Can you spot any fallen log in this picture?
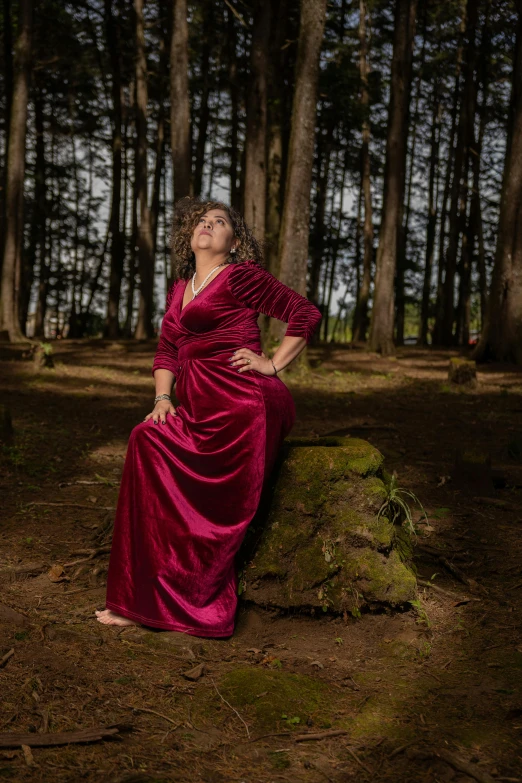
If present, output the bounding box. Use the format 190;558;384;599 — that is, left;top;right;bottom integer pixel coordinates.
0;725;129;748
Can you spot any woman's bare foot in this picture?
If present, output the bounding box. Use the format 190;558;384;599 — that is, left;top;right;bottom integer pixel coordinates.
95;609;137;627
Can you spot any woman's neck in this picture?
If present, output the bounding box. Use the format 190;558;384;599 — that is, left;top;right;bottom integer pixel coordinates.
193;251;230;280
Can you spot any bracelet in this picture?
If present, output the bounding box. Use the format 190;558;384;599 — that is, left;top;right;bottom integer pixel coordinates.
270;359;278;376
154;394;171;404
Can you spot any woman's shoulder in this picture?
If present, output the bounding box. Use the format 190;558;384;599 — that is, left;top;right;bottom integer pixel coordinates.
165;278;184;311
229;258;270;279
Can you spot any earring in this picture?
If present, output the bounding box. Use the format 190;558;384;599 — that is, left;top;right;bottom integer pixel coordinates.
230;248;236;255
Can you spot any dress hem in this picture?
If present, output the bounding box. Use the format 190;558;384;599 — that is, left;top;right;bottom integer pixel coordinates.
105;601;234;638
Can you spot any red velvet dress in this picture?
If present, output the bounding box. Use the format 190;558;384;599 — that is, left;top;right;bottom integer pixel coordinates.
105;260;322;637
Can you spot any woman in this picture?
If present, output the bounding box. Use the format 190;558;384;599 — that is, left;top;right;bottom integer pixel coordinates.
95;198;321;637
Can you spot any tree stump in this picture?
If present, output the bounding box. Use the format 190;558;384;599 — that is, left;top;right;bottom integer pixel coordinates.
242;437;416;616
448;357;477;388
32;343;54;369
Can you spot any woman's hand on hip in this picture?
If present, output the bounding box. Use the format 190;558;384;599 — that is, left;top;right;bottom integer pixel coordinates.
144;399;177;425
229;348;276;376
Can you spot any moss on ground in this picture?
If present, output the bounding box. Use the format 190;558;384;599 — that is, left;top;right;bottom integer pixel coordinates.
218;667;334;730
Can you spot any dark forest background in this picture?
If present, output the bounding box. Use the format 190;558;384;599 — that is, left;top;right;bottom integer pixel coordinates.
1;0;522;363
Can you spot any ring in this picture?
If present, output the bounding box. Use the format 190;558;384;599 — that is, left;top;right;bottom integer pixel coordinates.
246;359;251;364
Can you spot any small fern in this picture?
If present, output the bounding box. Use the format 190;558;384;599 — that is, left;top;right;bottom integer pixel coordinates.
377;472;427;536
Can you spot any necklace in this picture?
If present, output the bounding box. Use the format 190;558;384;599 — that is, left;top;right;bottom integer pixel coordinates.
191;262;228;299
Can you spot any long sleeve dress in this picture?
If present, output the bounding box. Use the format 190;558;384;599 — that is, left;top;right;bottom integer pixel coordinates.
105;260;322;637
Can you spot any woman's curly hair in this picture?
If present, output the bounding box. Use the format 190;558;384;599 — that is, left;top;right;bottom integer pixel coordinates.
170;197;264;279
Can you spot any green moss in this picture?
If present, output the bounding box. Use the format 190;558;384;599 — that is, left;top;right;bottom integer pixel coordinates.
362;476;388;509
394;526;414;562
344;549;416;606
246;437;417;613
285;438;384;478
218;667;333;730
289;538;333;591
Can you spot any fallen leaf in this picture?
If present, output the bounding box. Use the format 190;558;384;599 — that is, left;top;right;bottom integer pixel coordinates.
310;660;324;669
47;564;69;583
247;648;262;655
89;496;98;504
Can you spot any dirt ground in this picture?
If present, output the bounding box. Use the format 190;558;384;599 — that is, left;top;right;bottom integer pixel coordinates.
1;341;522;783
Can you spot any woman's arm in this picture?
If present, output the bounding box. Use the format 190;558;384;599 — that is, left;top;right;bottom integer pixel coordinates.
227;261;321;375
270;336;306;373
228;260;322;345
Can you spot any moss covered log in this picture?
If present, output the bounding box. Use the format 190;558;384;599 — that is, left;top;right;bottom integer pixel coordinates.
243;436;416;615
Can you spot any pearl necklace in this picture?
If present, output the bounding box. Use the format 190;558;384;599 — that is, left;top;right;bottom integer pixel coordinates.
191;262;228;299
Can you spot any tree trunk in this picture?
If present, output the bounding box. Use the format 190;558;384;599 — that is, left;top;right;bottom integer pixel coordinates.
271;0;327;346
193;3;212;198
438;0;478;346
0;0;32;341
226;8;240;209
243;0;271;242
474;7;522;364
309;118;334;304
0;0;14;280
134;0;155;340
104;0;125;339
464;0;491;335
265;0;288;277
152;3;170;259
369;0;417;356
395;8;426;346
433;6;466;345
24;81;45;337
419;92;442;345
352;0;374;344
170;0;191;205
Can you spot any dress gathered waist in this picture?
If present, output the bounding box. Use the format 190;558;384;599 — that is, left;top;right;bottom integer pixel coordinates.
177;337;262;364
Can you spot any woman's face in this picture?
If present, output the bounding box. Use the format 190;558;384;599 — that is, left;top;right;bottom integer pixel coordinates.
190;209;237;258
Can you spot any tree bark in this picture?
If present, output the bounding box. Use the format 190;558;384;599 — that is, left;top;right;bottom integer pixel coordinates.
134;0;155;340
193;2;212;198
243;0;271;242
0;0;14;280
433;3;466;345
438;0;478;346
271;0;327;345
352;0;374;343
0;0;32;341
309;118;334;304
395;8;426;345
104;0;125;339
170;0;191;204
474;7;522;364
419;92;442;345
265;0;288;277
369;0;417;355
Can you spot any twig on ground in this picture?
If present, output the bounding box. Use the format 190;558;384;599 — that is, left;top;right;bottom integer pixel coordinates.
294;729;348;742
249;731;292;743
63;546;112;568
0;564;46;583
26;502;115;511
388;740;419;759
418;579;461;599
0;649;14;668
345;746;372;775
120;702;181;728
211;677;250;738
437;749;495;783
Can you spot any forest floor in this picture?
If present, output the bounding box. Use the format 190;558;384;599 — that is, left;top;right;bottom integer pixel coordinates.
1;341;522;783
